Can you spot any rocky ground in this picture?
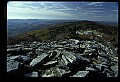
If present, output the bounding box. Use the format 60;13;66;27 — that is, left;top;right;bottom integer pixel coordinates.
7;39;118;77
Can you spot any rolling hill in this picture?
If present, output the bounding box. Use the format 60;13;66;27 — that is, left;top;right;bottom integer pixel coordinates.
7;20;118;47
7;19;79;37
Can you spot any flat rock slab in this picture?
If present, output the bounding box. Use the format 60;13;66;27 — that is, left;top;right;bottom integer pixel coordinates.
7;60;20;72
43;60;57;66
72;71;89;77
30;53;48;66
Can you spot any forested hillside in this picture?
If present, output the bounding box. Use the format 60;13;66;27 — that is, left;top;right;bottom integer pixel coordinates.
7;20;118;48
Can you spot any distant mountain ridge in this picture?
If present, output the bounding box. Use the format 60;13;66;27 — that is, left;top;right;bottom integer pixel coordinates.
7;19;79;37
95;21;118;27
7;20;118;47
7;19;118;37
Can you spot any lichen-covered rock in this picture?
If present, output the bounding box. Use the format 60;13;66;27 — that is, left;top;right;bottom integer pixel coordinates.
72;71;89;77
7;60;20;72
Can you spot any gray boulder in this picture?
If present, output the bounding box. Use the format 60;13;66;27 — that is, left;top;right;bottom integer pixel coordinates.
30;53;49;66
25;71;39;77
7;60;20;72
72;71;89;77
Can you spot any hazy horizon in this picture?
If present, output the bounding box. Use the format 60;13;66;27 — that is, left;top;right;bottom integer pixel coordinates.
7;19;118;23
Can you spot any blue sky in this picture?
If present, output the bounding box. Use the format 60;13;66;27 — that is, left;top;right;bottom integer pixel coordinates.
7;1;118;22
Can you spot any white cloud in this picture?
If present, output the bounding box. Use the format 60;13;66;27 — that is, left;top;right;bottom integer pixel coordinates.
39;3;78;11
94;4;103;7
93;14;113;18
112;10;118;12
88;8;104;9
7;1;24;7
7;6;75;18
83;12;95;15
7;1;118;21
86;2;104;6
7;1;78;19
86;10;104;13
76;9;104;13
76;7;82;9
93;15;103;17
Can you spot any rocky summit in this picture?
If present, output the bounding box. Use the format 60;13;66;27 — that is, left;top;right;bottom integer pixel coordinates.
7;38;118;77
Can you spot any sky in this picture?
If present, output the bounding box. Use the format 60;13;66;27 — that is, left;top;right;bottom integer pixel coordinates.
7;1;118;22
